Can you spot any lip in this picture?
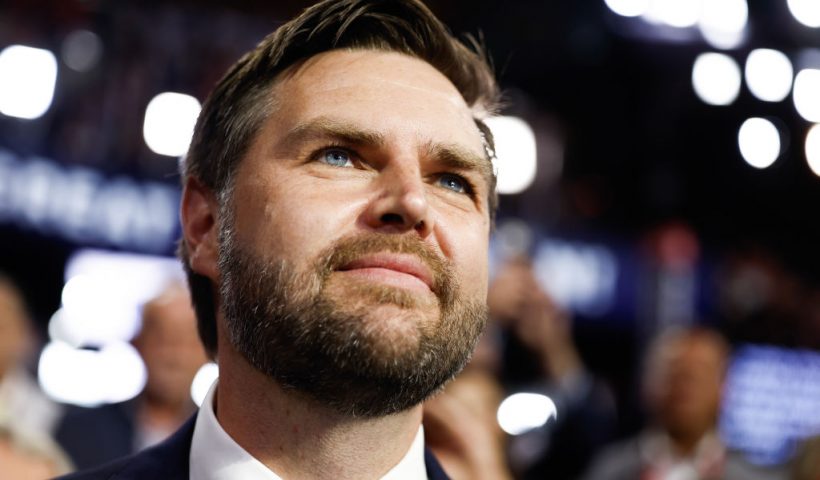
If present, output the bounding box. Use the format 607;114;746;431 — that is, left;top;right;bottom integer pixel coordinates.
337;253;435;292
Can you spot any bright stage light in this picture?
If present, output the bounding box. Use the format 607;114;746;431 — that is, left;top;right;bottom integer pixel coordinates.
644;0;701;28
805;124;820;177
191;362;219;407
698;0;747;49
692;53;741;105
788;0;820;28
49;250;185;347
485;116;537;195
38;340;147;407
143;92;201;157
738;118;781;169
55;273;140;347
0;45;58;119
604;0;650;17
794;69;820;122
745;49;793;102
497;393;557;435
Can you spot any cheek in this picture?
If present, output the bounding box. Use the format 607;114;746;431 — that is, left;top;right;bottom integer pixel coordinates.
436;215;489;298
462;250;489;299
234;174;367;263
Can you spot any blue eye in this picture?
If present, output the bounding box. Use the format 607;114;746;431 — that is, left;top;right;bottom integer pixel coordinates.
320;149;353;167
437;174;470;194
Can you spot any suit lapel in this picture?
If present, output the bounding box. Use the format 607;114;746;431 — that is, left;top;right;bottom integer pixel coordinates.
424;448;452;480
112;415;195;480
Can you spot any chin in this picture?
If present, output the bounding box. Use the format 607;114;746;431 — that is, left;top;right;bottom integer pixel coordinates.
348;305;431;354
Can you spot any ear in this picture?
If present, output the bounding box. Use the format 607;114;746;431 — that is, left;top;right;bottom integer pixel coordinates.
180;177;220;282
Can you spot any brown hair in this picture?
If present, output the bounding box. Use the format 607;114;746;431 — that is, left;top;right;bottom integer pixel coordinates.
179;0;500;357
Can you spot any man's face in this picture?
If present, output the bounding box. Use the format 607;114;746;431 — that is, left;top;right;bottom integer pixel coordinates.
0;284;30;378
135;288;207;407
218;49;492;416
646;336;725;438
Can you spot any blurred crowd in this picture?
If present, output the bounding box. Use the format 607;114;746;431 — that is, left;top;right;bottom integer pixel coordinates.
1;237;819;480
0;277;206;479
427;248;820;480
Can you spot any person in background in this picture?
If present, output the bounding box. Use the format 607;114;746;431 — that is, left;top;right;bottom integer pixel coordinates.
0;274;71;477
424;368;513;480
583;326;785;480
57;283;208;470
0;424;72;478
0;274;63;439
488;257;617;480
791;435;820;480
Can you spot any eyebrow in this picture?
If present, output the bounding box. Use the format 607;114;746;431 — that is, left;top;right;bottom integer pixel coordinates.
423;142;494;190
278;116;494;187
277;116;386;153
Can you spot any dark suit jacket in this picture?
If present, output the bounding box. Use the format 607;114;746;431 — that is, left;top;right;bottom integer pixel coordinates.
56;400;139;471
57;415;451;480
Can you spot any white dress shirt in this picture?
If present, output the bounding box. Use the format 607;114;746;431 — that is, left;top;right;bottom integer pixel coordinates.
190;381;428;480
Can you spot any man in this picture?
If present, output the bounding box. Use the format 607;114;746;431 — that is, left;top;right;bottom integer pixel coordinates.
62;0;499;478
57;284;207;469
583;327;785;480
488;258;616;480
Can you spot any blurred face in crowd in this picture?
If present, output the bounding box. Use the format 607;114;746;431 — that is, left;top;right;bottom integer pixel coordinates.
134;286;207;407
0;281;31;380
216;49;492;416
644;332;727;440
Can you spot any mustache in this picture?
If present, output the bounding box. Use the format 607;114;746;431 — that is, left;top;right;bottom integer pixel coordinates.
315;233;455;301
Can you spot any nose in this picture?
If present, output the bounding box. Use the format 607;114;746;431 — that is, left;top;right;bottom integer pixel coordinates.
362;163;434;237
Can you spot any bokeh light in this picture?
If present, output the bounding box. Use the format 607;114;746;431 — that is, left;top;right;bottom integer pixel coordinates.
485;115;538;195
604;0;650;18
738;118;781;169
61;30;103;72
38;340;147;407
497;392;557;435
805;124;820;177
50;250;184;347
191;362;219;407
143;92;201;157
698;0;747;49
644;0;701;28
54;274;139;347
744;49;793;102
788;0;820;28
692;52;742;105
0;45;58;119
793;69;820;122
40;250;186;406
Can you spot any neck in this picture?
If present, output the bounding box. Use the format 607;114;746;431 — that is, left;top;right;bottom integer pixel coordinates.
665;427;711;457
139;392;193;431
215;345;422;480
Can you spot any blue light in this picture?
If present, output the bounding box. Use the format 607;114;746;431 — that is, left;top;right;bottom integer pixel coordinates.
0;148;179;253
720;345;820;464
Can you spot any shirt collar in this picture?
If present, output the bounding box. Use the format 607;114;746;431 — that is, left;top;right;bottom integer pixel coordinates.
190;380;428;480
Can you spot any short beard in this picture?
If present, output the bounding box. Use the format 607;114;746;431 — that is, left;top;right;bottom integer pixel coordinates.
218;225;487;418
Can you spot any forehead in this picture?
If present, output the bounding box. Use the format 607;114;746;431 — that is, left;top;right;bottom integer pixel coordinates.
0;284;25;320
657;335;725;368
268;49;486;154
